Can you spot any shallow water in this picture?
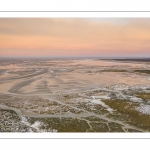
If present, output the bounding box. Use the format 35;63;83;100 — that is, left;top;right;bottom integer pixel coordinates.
0;59;150;95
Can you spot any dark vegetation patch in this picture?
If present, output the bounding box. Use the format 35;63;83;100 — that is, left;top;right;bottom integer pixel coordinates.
103;100;150;131
27;117;90;132
100;69;127;72
90;122;109;132
83;116;124;132
134;70;150;74
136;93;150;102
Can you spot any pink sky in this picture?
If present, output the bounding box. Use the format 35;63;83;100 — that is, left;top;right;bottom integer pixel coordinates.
0;18;150;57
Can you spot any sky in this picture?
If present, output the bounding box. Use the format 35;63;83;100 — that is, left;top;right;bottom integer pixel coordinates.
0;18;150;58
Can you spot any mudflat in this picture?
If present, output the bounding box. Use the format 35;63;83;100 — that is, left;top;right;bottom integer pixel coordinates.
0;58;150;132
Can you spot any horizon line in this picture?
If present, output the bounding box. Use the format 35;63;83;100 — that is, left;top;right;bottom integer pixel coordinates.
0;56;150;59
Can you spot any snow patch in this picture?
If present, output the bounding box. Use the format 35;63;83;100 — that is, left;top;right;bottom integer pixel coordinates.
135;104;150;115
45;107;49;111
21;116;30;126
91;96;114;113
92;95;110;100
129;97;143;103
31;121;41;131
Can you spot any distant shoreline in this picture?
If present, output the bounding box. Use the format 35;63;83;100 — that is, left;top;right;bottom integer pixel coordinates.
99;58;150;62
